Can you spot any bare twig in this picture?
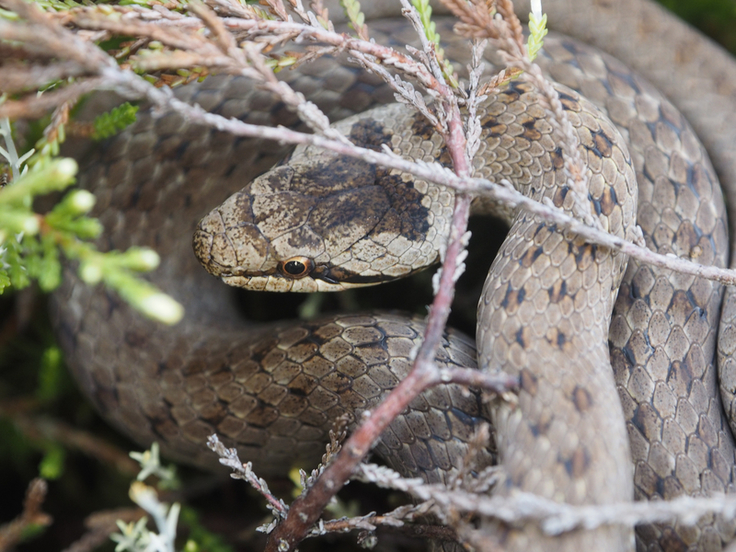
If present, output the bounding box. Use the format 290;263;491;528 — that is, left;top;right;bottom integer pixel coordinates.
0;479;52;552
0;79;104;120
61;508;144;552
357;462;736;537
206;435;289;529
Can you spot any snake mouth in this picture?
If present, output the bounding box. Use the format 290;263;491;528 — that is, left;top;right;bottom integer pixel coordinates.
310;265;391;285
216;257;437;292
220;273;346;292
217;264;392;292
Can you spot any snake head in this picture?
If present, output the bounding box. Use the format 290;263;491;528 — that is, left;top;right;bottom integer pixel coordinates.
193;126;452;292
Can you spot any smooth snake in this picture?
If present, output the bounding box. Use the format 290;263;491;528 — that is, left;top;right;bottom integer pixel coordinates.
50;0;736;550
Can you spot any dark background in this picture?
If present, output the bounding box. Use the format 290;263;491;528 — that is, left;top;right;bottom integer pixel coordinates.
1;2;735;551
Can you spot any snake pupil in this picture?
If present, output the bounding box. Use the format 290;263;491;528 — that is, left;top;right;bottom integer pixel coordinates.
284;261;305;275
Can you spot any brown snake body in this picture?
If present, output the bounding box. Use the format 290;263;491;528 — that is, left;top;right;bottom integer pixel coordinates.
51;1;736;550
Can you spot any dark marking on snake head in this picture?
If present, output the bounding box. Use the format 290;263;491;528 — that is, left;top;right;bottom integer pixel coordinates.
519;246;544;268
284;155;432;251
291;155;377;196
373;170;433;241
548;280;567;303
501;285;526;312
348;118;394;151
520;368;538;396
572;386;593;412
564;446;591;478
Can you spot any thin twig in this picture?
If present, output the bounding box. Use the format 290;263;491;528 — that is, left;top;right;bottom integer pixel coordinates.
0;479;52;551
357;462;736;536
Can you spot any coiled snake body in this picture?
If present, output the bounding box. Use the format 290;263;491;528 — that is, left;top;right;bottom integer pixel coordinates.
52;1;736;550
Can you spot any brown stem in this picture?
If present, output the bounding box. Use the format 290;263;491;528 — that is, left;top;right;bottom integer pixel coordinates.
265;114;475;550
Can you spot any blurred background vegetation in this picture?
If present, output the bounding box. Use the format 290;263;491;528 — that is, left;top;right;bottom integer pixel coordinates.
1;1;735;551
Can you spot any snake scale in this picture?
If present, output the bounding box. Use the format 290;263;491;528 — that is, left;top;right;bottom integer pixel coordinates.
49;0;736;550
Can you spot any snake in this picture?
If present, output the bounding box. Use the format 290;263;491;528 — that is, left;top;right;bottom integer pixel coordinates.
48;0;736;550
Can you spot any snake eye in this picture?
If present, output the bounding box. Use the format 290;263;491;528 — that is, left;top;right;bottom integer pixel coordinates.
279;257;314;279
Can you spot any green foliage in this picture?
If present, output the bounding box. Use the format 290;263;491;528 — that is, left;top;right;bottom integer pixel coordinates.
0;7;20;20
18;520;48;542
657;0;736;54
0;160;78;293
35;346;66;403
179;507;235;552
410;0;459;88
527;5;548;62
92;103;139;141
341;0;366;35
38;444;65;480
0;117;184;325
27;0;85;10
